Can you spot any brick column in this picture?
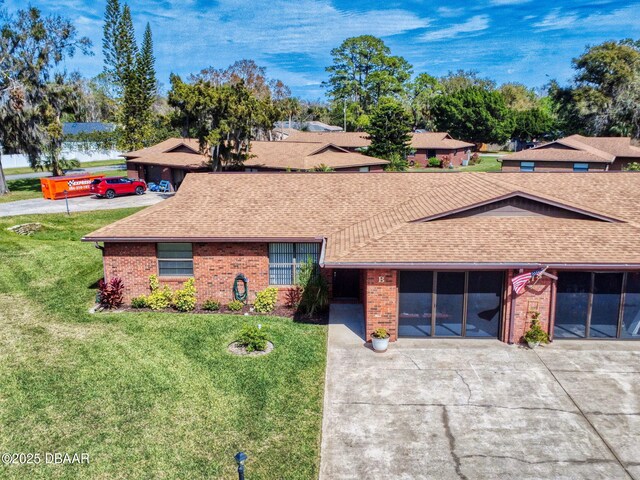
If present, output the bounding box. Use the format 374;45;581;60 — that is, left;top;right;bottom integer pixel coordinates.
364;269;398;341
503;269;556;344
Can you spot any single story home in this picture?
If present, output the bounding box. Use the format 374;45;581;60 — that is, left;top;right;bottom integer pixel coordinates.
243;141;388;172
84;172;640;344
125;138;211;190
125;138;388;188
283;131;474;167
501;135;640;172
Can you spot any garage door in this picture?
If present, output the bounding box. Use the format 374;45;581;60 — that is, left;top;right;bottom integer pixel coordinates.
398;271;504;338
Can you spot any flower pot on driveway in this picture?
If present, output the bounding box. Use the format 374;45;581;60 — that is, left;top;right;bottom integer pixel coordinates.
527;340;540;349
371;335;389;352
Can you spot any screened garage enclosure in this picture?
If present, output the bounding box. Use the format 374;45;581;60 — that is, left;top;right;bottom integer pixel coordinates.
554;272;640;339
398;271;504;338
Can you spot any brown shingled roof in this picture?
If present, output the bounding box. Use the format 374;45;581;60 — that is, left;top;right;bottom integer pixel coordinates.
283;131;474;150
84;172;640;267
244;141;388;170
503;135;640;163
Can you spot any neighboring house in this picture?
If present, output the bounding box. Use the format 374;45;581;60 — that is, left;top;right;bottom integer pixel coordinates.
244;141;388;172
125;138;388;187
274;121;343;132
283;131;474;167
125;138;210;190
84;172;640;344
501;135;640;172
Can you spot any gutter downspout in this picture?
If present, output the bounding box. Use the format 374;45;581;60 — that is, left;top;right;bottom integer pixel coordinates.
319;237;327;267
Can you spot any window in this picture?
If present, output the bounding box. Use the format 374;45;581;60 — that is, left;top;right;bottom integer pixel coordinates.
157;243;193;276
573;163;589;172
520;161;535;172
359;166;370;172
269;243;320;285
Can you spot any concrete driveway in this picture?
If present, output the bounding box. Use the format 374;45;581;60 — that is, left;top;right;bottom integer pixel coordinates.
321;304;640;480
0;192;172;217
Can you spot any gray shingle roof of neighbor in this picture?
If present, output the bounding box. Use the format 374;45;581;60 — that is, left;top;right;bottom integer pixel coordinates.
63;122;116;136
273;121;343;132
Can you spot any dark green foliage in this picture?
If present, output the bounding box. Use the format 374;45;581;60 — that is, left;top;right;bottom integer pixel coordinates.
324;35;412;115
512;107;556;141
228;299;244;312
202;299;220;311
297;259;329;316
102;0;121;87
432;86;514;145
384;152;409;172
237;324;269;352
130;296;148;308
367;98;412;162
428;156;441;167
624;162;640;171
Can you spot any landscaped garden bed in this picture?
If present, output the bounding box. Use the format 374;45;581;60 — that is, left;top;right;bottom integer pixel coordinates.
0;209;327;480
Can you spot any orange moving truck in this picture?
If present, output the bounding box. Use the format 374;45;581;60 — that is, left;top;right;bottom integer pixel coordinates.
40;174;106;200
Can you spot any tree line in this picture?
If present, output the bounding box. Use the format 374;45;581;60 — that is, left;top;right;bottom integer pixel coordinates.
1;3;639;194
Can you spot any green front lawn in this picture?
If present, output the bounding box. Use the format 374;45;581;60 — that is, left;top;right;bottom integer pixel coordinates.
2;159;125;176
0;170;127;204
0;210;327;479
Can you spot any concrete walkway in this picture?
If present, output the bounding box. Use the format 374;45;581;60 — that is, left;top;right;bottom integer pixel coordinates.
6;164;125;181
321;304;640;479
0;192;172;217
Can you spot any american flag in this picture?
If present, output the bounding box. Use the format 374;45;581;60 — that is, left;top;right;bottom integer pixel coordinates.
512;268;545;295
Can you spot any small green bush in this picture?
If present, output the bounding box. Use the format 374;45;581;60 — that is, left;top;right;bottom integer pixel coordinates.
173;278;197;312
131;296;148;308
523;312;549;344
202;299;220;311
428;156;441;167
254;286;278;313
228;299;244;312
237;324;269;352
146;275;172;310
372;327;389;339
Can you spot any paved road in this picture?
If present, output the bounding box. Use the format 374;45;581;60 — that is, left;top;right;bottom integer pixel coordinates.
0;191;172;217
321;304;639;479
6;164;126;181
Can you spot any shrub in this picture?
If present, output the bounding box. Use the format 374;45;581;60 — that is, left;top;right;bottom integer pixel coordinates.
470;152;480;165
297;258;329;316
237;324;269;352
285;286;303;308
147;274;173;310
384;152;408;172
228;299;244;312
131;296;148;308
202;299;220;311
624;162;640;171
98;277;124;309
428;156;441;168
441;155;452;169
254;286;278;314
173;278;197;312
523;312;549;344
372;327;389;339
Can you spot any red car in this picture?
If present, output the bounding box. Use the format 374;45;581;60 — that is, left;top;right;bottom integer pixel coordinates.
90;177;147;199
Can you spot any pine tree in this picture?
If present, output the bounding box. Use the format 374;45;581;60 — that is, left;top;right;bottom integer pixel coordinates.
117;4;141;150
102;0;121;84
116;5;138;87
137;23;157;118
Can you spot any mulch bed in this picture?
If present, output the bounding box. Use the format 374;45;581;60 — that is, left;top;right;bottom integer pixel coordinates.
112;304;329;324
227;341;274;356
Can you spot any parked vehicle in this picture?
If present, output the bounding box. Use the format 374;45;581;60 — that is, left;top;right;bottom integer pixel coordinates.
90;177;147;199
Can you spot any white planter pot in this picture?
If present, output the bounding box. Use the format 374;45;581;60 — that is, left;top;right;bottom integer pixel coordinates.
462;159;469;166
527;340;540;349
371;336;389;352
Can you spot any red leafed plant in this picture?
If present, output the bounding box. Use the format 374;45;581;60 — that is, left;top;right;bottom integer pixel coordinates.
98;277;125;309
285;286;303;308
441;154;452;169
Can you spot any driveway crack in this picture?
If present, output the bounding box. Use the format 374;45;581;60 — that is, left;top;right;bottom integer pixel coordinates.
442;406;469;480
456;370;472;404
459;453;618;466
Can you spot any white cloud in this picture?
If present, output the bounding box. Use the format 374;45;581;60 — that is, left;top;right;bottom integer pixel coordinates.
419;15;490;41
489;0;532;4
532;8;579;30
534;4;640;31
437;7;464;18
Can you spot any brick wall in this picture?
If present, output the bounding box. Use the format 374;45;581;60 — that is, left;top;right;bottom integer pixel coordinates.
502;269;556;343
411;148;470;168
103;241;302;306
364;269;398;341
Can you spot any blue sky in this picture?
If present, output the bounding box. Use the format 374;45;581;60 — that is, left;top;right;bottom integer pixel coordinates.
8;0;640;99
